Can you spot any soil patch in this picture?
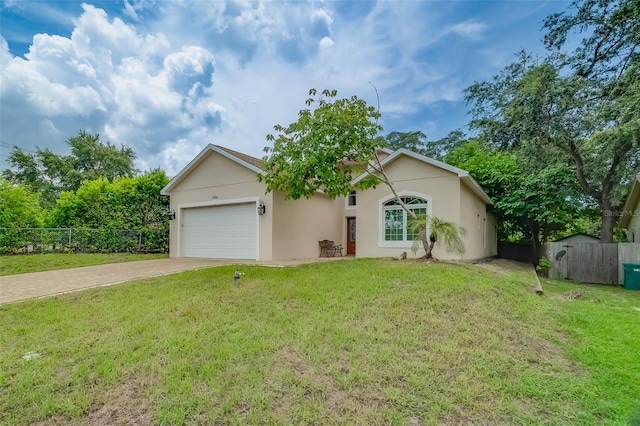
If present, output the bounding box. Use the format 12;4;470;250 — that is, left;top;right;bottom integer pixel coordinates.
82;376;154;426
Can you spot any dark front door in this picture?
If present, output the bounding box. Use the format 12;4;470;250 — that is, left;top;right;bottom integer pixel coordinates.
347;218;356;255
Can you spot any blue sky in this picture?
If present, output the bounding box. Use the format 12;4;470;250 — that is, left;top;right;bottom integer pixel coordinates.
0;0;570;175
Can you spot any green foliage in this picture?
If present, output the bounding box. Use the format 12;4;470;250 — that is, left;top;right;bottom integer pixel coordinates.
47;170;169;229
380;130;428;154
445;141;580;246
543;0;640;80
0;179;45;252
407;214;467;258
44;170;170;252
0;178;43;229
2;130;137;206
465;49;638;242
260;89;383;199
536;256;552;275
464;0;640;243
377;130;466;161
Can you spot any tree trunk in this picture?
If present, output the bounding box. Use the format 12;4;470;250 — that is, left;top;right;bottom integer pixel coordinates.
530;222;542;266
424;233;436;259
600;204;615;243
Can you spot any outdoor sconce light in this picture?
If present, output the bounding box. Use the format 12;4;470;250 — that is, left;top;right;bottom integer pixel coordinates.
257;200;266;215
167;208;176;220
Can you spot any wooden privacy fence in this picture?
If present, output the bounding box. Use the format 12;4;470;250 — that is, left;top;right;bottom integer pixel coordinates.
543;242;640;285
497;244;536;264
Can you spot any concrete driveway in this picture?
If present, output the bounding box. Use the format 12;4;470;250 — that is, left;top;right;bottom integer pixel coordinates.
0;257;348;304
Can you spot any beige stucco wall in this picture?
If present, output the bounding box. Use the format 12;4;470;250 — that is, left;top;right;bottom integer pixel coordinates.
459;181;496;260
355;156;464;260
627;198;640;242
165;151;273;260
271;191;344;260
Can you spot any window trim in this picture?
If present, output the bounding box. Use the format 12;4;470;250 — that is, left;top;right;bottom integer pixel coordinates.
345;190;357;210
378;191;432;248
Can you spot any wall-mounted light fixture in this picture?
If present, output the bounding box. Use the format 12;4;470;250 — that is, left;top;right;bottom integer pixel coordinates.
257;200;266;215
167;208;176;220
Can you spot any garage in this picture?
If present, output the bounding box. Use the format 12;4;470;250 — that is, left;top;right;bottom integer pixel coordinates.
182;203;257;259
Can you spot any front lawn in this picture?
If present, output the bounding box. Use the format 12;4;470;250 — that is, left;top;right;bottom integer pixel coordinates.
0;259;638;425
0;253;168;276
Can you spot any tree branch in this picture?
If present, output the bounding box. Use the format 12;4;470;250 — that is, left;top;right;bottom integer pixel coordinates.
567;137;601;202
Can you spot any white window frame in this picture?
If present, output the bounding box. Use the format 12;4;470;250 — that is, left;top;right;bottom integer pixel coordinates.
378;191;432;248
345;190;357;210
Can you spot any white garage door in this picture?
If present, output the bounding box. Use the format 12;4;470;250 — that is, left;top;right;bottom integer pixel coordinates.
182;203;257;259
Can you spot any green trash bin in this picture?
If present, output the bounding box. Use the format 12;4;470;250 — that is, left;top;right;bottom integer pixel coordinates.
623;264;640;290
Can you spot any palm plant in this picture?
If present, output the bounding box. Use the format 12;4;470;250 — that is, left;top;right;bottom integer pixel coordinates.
408;214;467;260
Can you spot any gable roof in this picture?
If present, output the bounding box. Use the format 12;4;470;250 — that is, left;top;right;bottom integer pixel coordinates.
351;148;493;205
214;145;264;170
620;174;640;227
161;144;263;195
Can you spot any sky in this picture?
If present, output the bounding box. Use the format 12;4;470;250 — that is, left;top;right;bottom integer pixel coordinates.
0;0;571;176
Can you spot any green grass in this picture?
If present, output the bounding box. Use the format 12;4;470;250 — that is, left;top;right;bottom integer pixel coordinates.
0;253;168;276
0;259;638;425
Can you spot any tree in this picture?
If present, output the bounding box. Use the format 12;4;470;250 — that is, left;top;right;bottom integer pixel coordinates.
465;52;638;242
47;170;170;252
543;0;640;82
444;141;581;260
543;0;640;240
382;131;429;154
260;88;467;259
261;89;383;200
377;129;466;161
3;130;137;206
0;178;43;228
47;170;169;230
408;214;467;260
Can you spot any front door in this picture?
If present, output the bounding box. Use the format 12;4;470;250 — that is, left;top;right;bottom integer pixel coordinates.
347;218;356;255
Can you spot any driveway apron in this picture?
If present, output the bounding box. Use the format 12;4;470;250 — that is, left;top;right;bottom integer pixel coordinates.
0;257;349;304
0;258;230;304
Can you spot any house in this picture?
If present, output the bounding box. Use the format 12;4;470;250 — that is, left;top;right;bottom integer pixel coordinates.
553;233;600;243
620;175;640;242
160;144;497;261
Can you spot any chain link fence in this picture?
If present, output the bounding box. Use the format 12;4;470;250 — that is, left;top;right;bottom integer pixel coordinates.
0;228;168;254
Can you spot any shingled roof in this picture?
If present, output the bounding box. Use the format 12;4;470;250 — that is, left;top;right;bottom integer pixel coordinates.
214;145;264;170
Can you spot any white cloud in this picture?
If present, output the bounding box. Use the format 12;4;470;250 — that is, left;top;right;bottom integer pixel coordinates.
1;1;563;175
0;4;221;175
444;20;487;40
319;36;334;49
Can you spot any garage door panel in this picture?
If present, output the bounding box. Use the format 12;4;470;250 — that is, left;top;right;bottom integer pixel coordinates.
182;203;257;259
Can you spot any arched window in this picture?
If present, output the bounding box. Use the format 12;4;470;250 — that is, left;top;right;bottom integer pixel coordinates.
383;196;429;242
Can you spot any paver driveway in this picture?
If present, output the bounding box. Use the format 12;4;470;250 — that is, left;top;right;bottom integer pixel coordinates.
0;257;348;304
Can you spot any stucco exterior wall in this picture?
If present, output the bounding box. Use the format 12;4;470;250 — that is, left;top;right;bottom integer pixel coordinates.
271;191;344;260
627;198;640;242
355;156;463;260
459;181;496;260
166;151;273;260
487;211;498;257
